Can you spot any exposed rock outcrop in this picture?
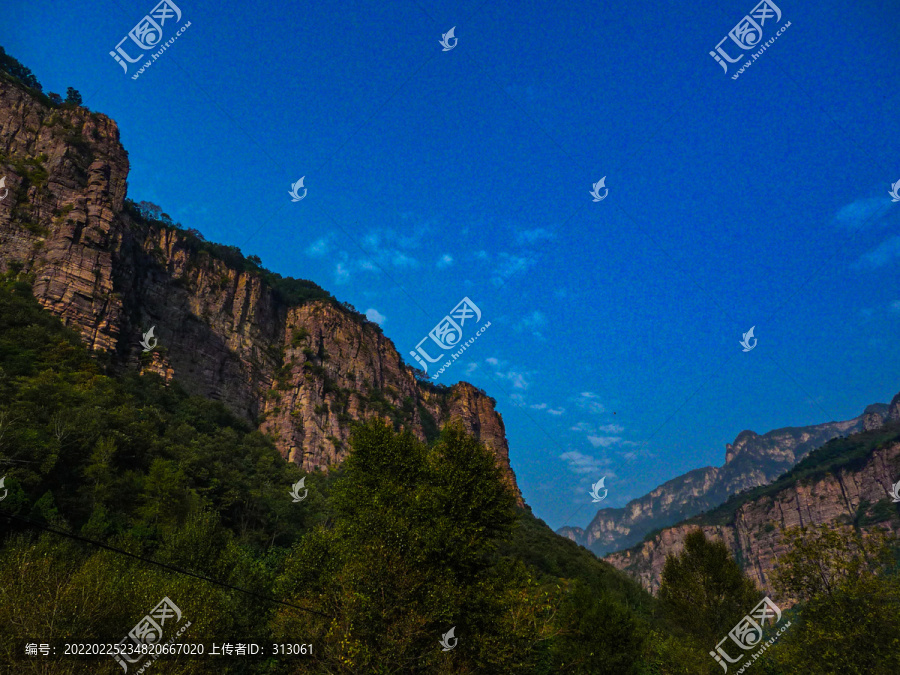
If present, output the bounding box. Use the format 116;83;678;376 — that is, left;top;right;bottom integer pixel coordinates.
0;74;521;502
605;430;900;595
559;400;892;556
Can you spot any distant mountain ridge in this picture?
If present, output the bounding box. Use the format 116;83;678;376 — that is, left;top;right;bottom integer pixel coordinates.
558;395;898;556
605;412;900;595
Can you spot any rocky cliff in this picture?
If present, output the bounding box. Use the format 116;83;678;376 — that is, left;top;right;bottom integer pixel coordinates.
558;399;892;556
0;72;521;501
604;412;900;595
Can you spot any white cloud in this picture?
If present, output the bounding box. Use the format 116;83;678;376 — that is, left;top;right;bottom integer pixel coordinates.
365;308;386;325
858;235;900;269
491;254;535;287
559;450;607;476
483;357;534;391
305;237;330;257
391;251;418;268
575;391;605;415
515;310;547;339
498;369;531;390
515;228;555;246
588;435;622;448
352;228;423;272
529;402;565;415
890;300;900;314
437;254;454;269
834;197;889;229
335;262;350;284
596;424;624;433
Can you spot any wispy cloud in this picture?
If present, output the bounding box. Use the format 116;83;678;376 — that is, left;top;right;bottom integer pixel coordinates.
559;450;609;476
496;369;532;390
596;423;624;433
481;357;535;390
437;254;454;269
587;435;622;448
306;237;331;257
857;235;900;269
516;228;555;246
515;310;547;340
310;228;425;278
365;308;386;325
575;391;605;415
390;251;418;268
531;402;565;415
834;197;890;229
491;254;535;287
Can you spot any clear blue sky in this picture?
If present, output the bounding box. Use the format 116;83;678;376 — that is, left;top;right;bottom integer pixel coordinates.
5;0;900;530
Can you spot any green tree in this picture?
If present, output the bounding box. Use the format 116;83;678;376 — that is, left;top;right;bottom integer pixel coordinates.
658;530;761;649
546;580;644;674
64;87;82;106
271;420;552;673
0;46;42;90
765;525;900;674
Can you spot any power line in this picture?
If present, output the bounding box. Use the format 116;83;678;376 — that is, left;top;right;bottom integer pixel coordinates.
0;512;330;619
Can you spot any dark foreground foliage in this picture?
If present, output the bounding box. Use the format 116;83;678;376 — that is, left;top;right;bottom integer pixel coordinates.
2;275;898;673
0;277;653;673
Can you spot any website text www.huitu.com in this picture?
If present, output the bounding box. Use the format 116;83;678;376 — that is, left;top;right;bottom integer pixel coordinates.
732;21;792;80
734;620;792;673
431;322;491;381
132;22;192;80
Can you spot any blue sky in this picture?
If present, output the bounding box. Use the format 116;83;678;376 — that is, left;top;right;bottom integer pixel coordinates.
5;0;900;530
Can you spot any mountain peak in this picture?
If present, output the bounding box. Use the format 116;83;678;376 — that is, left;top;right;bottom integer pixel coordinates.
0;74;522;504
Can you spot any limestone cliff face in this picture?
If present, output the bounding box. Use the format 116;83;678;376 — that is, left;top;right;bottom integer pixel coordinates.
605;429;900;595
559;400;892;556
0;76;521;502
